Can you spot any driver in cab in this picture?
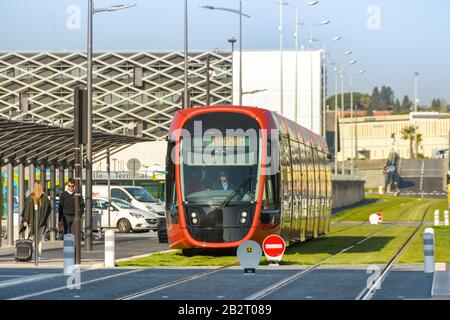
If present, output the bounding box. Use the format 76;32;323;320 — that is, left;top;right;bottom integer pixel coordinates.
212;171;235;191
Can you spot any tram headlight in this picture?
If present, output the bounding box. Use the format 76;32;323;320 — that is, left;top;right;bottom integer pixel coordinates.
241;211;248;218
191;211;197;218
240;217;247;224
192;218;199;225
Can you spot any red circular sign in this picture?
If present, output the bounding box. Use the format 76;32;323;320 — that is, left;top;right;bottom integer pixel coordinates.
262;235;286;259
376;212;383;222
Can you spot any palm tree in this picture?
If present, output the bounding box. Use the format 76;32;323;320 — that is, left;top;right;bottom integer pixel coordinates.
401;125;422;159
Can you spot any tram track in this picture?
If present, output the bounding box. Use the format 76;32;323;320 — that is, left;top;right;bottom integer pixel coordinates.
116;263;238;300
355;203;432;300
111;201;431;300
245;202;432;300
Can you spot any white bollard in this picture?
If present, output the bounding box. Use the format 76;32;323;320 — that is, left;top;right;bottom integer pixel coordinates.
444;210;449;226
105;230;115;268
378;185;383;195
434;210;440;226
64;234;75;276
423;228;435;274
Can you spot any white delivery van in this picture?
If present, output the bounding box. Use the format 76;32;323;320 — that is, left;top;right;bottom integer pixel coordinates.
91;185;165;217
93;197;158;233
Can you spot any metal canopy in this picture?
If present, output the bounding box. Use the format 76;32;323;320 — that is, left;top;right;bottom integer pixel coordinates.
0;117;150;166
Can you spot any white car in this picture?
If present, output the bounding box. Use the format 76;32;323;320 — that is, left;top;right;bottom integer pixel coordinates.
91;185;165;217
93;197;159;233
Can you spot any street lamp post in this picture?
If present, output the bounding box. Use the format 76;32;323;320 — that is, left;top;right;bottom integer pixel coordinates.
200;3;250;106
86;1;136;251
228;36;237;53
334;63;339;174
279;0;285;115
282;1;319;123
339;60;357;174
308;20;330;132
184;0;189;109
228;36;237;104
321;36;341;137
328;50;352;174
414;72;420;159
350;70;365;175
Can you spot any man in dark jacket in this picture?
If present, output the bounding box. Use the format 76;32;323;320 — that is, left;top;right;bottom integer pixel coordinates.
58;179;84;234
212;171;235;191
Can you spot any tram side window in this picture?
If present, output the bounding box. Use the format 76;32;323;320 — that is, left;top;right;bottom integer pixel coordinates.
262;136;280;210
262;174;279;210
165;141;177;210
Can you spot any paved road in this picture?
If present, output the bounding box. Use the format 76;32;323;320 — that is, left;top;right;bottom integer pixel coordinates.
0;265;439;300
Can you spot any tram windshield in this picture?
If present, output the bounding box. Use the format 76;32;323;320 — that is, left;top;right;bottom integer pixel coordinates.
180;113;261;205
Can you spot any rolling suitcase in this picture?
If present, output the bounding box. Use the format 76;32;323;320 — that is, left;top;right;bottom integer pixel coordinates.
15;228;33;262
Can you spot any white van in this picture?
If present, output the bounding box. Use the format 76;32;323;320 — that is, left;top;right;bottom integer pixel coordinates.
91;185;165;217
93;197;158;233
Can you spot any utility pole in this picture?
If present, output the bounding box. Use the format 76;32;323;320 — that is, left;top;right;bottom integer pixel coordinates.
73;86;86;265
86;0;94;252
184;0;189;109
279;0;284;115
239;0;243;106
334;65;339;174
107;148;111;229
206;54;211;106
414;72;419;159
85;2;136;250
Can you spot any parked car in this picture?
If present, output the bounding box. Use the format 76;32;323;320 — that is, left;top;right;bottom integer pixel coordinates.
91;185;165;217
93;197;159;233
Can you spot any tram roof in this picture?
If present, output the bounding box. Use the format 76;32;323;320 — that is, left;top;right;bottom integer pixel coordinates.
175;106;329;152
0;116;150;167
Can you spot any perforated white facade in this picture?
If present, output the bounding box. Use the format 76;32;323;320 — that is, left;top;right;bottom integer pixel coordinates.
0;51;232;140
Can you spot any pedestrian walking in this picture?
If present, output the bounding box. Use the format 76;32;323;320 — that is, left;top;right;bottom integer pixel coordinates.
21;182;51;260
59;178;84;234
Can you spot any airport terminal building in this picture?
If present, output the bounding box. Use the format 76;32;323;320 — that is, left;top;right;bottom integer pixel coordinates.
0;50;324;182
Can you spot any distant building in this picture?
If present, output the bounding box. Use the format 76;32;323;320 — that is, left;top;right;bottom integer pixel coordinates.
337;112;450;161
0;51;233;140
233;50;323;135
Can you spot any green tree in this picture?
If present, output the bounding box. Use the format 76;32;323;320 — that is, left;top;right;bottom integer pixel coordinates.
431;98;439;110
370;87;381;110
326;92;369;111
401;95;412;112
393;98;401;114
401;125;423;159
430;98;449;112
379;86;395;109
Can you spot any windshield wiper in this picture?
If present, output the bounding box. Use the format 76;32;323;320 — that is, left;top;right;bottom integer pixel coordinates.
219;175;254;208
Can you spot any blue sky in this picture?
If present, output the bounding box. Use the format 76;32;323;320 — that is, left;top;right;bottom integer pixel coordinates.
1;0;449;105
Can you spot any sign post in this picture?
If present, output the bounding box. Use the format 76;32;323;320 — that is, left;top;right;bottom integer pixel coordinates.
262;235;286;266
127;158;141;187
237;240;262;274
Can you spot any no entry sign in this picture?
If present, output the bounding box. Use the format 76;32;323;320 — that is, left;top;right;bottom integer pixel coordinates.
262;235;286;263
369;212;383;225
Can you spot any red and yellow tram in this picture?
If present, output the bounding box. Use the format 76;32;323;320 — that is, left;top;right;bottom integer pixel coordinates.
164;106;332;250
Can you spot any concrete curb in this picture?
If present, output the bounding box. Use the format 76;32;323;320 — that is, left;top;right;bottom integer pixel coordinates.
0;241;64;255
